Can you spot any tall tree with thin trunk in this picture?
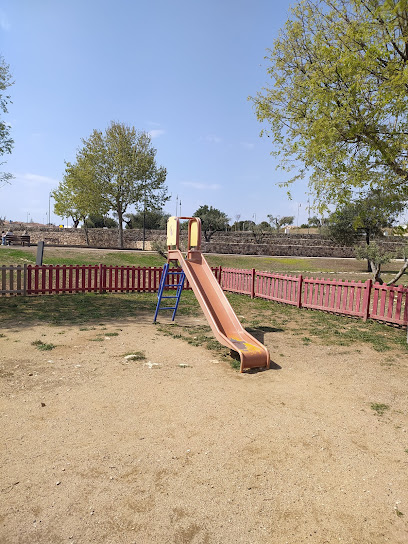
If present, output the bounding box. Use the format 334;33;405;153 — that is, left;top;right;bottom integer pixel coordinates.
251;0;408;207
0;56;14;187
58;122;168;247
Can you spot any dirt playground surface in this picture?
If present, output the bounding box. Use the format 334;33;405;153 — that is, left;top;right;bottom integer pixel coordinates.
1;314;408;543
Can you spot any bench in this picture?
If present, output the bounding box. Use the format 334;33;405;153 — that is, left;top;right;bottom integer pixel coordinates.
5;234;31;246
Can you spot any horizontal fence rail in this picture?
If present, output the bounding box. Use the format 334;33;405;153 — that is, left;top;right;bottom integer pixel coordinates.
0;263;407;328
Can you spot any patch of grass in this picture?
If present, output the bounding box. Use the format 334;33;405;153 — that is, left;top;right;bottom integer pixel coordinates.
103;332;119;337
31;339;56;351
370;403;390;416
90;337;104;342
122;351;146;361
157;323;232;366
0;333;6;338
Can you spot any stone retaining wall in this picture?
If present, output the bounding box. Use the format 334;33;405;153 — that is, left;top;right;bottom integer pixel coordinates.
5;226;407;258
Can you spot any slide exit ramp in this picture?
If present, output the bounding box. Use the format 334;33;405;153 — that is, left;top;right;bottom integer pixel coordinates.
166;217;270;373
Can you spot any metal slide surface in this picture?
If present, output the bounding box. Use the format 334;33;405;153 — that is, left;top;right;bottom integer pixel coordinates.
170;249;270;372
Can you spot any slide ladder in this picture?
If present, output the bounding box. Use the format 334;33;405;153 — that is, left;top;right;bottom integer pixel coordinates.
153;263;186;323
163;216;270;372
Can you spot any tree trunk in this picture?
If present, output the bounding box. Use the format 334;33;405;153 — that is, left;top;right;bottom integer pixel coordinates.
386;259;408;286
370;260;383;284
117;210;124;248
82;217;90;246
366;230;372;272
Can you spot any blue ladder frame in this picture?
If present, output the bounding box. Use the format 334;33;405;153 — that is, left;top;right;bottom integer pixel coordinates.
153;263;186;323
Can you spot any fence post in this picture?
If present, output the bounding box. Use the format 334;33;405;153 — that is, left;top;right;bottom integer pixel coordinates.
251;268;256;299
99;264;106;293
362;278;372;321
297;274;303;308
218;265;222;285
23;264;27;296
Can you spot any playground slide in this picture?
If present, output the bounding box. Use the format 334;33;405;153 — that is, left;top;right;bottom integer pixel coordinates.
170;248;270;372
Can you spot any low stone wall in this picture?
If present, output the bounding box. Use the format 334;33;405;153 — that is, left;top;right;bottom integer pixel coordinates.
9;227;166;250
5;226;407;258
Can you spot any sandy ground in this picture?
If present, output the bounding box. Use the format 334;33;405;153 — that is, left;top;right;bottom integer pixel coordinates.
1;314;408;544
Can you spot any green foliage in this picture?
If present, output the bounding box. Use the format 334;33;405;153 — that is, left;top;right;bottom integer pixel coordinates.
251;0;408;206
308;216;321;228
0;55;14;186
83;214;118;228
355;241;394;282
53;160;106;229
267;215;294;232
125;209;169;230
31;340;56;351
370;403;389;416
193;205;230;241
328;190;405;246
54;122;168;247
355;242;393;266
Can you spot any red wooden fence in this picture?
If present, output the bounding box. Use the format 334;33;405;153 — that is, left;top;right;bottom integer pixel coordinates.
24;265;221;295
220;267;408;327
1;264;407;328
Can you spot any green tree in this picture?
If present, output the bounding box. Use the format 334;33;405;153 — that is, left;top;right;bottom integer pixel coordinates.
258;221;272;231
64;121;168;248
84;215;118;228
53;161;108;243
251;0;408;207
267;215;294;232
328;189;405;272
328;190;405;247
355;242;395;283
125;210;170;230
308;216;321;228
0;56;14;186
53;161;107;229
193;205;230;242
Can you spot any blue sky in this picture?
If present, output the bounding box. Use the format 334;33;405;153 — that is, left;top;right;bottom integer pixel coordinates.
0;0;312;226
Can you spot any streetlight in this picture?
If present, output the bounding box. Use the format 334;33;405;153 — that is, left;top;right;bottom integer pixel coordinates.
297;203;301;231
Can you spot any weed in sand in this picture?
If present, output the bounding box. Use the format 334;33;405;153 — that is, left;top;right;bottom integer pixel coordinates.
370;403;390;416
31;340;56;351
122;351;146;361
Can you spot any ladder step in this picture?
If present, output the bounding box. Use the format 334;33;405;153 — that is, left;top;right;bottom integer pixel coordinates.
154;264;186;323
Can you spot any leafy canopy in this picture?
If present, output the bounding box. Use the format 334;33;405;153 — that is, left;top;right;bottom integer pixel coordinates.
125;209;170;230
0;56;14;186
54;122;168;247
53;161;106;228
267;215;295;232
251;0;408;206
193;205;230;241
328;189;405;245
